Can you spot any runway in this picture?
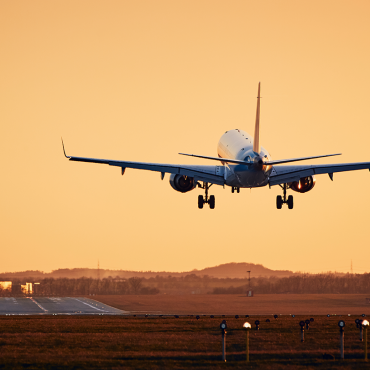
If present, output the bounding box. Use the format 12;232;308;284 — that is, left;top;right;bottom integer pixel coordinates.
0;297;128;315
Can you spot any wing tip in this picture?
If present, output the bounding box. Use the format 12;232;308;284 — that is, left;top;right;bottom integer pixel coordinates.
61;137;70;159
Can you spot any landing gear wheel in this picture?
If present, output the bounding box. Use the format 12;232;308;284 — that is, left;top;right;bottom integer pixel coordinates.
287;195;294;209
209;195;215;209
198;195;204;209
276;195;282;209
231;187;235;193
237;188;240;193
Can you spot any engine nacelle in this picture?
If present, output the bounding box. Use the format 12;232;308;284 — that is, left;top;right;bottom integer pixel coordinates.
169;174;196;193
289;176;316;193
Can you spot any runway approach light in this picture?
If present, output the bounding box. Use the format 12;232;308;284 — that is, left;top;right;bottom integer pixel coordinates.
363;320;370;327
243;322;251;362
243;322;251;329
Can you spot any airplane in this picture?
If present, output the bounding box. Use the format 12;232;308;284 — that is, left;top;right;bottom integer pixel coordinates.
62;82;370;210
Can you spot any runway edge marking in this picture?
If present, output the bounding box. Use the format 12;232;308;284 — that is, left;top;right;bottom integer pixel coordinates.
28;297;48;312
73;298;112;313
79;297;130;314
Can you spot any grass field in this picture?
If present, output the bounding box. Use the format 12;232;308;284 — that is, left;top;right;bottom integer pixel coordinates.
94;294;370;315
0;315;370;369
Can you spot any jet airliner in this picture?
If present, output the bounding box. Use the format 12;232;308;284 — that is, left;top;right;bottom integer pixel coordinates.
62;83;370;209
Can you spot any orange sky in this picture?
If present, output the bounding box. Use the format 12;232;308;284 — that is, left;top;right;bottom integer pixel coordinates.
1;0;370;274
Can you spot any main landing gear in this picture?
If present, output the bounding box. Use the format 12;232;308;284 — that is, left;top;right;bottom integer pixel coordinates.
231;186;240;193
197;182;215;209
276;183;294;209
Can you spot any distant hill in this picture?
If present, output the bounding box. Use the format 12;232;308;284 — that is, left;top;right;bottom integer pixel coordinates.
191;263;294;278
0;262;295;280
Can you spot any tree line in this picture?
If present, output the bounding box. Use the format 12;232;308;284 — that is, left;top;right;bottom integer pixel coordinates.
211;273;370;294
1;273;370;296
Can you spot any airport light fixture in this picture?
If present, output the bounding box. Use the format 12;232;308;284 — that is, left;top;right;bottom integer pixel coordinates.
305;319;310;330
243;322;251;362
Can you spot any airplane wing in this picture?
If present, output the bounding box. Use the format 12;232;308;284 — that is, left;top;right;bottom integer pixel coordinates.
269;162;370;186
62;141;225;186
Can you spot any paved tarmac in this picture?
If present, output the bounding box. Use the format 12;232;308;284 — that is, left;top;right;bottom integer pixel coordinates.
0;297;128;315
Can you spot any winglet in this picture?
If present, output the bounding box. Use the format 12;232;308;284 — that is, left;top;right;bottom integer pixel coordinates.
253;82;261;154
61;137;70;158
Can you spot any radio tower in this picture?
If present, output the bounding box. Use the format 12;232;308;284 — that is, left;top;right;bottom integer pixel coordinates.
97;260;100;281
351;259;353;274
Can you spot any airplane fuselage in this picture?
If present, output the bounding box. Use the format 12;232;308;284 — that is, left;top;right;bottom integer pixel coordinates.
217;129;272;188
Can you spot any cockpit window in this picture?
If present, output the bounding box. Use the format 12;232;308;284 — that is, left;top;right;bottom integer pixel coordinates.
244;156;251;162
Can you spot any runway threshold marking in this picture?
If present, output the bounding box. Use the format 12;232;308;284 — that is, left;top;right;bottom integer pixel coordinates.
73;298;109;312
28;297;48;312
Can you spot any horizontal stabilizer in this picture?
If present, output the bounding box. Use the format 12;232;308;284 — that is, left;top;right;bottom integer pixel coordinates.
179;152;341;166
266;153;341;165
179;153;249;165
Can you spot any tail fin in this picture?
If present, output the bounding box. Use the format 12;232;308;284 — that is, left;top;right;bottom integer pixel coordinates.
253;82;261;154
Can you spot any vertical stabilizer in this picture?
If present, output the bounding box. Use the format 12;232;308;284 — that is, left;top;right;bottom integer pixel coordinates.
253;82;261;154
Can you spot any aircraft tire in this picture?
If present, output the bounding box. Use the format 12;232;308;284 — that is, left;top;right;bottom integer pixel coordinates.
276;195;283;209
288;195;294;209
237;187;240;193
209;195;215;209
231;187;234;193
198;195;204;209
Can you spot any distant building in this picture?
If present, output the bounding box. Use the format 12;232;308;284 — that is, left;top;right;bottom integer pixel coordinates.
21;282;33;294
0;281;12;291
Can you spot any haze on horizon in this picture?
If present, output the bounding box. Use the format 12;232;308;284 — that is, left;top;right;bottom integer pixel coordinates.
1;0;370;275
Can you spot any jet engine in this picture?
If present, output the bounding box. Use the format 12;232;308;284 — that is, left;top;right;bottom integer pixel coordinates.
169;174;196;193
289;176;316;193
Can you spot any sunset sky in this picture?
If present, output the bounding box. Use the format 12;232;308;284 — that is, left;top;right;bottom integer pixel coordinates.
1;0;370;275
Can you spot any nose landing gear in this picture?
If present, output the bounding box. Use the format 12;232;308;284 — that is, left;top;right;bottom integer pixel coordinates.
231;186;240;193
277;184;294;209
197;182;215;209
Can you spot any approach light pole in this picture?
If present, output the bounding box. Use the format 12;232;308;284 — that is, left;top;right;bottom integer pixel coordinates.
299;321;305;342
243;322;251;362
338;320;345;359
363;320;369;361
220;320;227;362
